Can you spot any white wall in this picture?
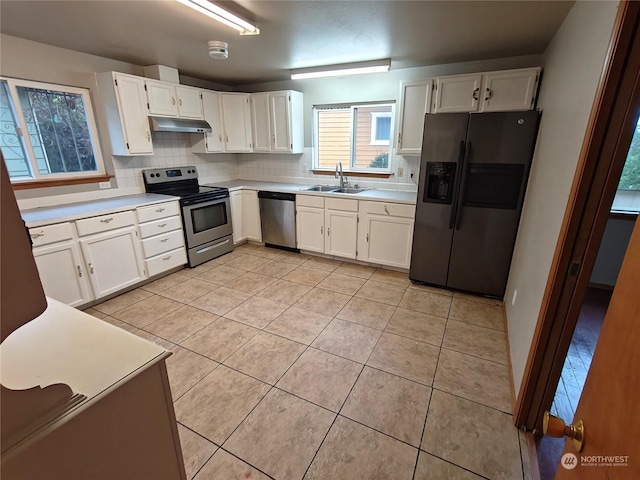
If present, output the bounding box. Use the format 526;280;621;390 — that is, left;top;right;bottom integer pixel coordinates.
505;0;619;396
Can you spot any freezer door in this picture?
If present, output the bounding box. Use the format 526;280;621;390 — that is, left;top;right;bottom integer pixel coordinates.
447;110;540;297
409;113;469;286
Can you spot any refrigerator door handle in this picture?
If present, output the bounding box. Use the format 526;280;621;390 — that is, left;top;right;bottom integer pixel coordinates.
455;141;471;230
449;140;466;229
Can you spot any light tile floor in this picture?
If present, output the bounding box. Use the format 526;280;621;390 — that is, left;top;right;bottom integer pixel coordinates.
85;243;531;480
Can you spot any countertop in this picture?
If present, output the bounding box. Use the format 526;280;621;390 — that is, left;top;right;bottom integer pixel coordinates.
21;193;179;228
204;180;418;204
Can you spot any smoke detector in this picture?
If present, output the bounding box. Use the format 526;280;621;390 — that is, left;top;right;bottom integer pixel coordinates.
208;41;229;60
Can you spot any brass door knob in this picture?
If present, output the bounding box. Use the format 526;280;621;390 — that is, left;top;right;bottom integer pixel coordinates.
543;411;585;452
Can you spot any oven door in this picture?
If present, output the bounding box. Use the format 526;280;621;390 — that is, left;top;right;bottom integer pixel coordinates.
182;197;233;248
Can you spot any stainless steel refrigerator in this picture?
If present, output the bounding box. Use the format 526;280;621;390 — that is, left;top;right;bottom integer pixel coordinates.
409;111;540;298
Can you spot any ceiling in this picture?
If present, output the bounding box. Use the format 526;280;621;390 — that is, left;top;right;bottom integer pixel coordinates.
0;1;574;86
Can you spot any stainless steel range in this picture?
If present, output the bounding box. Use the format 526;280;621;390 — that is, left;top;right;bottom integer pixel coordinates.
143;167;233;267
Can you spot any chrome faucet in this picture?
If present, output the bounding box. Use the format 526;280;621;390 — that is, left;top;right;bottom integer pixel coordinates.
335;161;348;188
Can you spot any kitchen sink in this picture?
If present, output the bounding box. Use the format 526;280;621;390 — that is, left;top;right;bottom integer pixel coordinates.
305;185;339;192
331;187;370;194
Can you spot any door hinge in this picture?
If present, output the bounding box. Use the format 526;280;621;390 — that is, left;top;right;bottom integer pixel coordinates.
144;84;147;91
568;261;580;276
147;103;150;110
114;78;118;87
289;95;291;101
135;231;138;237
126;142;130;149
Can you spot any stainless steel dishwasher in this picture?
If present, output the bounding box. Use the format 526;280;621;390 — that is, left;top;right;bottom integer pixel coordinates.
258;191;298;250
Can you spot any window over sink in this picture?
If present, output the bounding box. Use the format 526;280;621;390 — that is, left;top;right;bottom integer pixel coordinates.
313;102;395;174
0;77;106;187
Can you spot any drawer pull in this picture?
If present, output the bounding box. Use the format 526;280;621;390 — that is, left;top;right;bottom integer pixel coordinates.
384;206;389;215
157;223;168;228
88;263;95;274
162;255;172;261
30;231;45;239
100;217;114;223
155;207;165;213
160;238;169;243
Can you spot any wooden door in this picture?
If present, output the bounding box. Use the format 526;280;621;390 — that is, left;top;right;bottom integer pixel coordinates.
433;74;482;113
220;93;253;152
297;206;324;253
242;190;262;242
114;74;153;155
363;214;414;269
396;80;432;155
251;93;272;152
554;219;640;479
324;209;357;259
200;91;224;152
480;68;540;112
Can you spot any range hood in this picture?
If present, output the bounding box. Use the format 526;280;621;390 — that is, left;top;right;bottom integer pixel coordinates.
149;116;212;133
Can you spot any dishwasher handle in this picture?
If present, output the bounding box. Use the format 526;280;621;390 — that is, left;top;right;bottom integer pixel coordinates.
258;191;296;201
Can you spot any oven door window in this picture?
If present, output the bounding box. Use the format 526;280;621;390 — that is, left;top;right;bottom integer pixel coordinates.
190;202;228;233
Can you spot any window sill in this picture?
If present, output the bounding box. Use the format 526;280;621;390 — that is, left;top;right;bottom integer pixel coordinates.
311;169;392;179
11;174;113;190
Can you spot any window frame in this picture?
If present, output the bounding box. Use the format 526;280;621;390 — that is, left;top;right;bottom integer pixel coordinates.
1;76;106;185
369;111;392;146
312;101;395;174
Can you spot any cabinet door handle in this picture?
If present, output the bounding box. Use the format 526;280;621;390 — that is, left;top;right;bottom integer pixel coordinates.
100;217;114;223
397;132;402;146
226;134;229;143
162;255;172;261
320;226;324;235
472;87;480;101
219;134;223;143
30;230;45;240
485;88;493;101
272;134;276;144
178;98;183;106
327;227;330;236
77;265;83;277
155;207;165;213
88;263;95;274
384;206;389;215
171;97;176;105
366;233;369;242
157;223;167;228
160;238;169;243
146;131;151;141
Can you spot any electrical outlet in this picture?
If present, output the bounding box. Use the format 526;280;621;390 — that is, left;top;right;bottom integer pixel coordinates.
99;181;111;189
397;167;404;177
512;289;518;306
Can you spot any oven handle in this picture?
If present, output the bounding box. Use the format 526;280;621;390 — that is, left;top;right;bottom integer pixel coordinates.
196;238;230;254
181;195;229;207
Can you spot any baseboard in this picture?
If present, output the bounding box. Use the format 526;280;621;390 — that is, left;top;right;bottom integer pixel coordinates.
503;305;517;414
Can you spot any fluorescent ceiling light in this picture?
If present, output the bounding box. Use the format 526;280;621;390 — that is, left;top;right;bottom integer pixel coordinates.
176;0;260;35
290;60;390;80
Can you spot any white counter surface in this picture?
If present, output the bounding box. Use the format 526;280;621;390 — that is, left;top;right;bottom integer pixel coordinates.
204;180;418;204
21;193;178;227
0;298;168;399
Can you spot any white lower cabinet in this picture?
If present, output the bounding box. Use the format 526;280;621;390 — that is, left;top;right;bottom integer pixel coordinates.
325;209;358;259
230;190;262;244
80;226;146;298
296;206;325;253
33;239;94;308
357;201;415;269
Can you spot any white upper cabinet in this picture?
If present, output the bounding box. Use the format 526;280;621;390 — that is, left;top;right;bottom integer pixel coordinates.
220;93;253;152
432;74;483;113
251;90;303;154
145;79;203;119
145;79;178;116
251;93;272;152
96;72;153;156
480;68;540;112
192;90;224;153
176;85;204;118
396;80;433;155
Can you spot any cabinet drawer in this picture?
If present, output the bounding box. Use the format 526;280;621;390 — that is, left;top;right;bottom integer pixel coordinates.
29;222;74;247
137;201;181;223
297;195;324;208
139;215;183;238
76;211;136;236
141;230;185;258
146;247;187;277
326;197;358;212
360;201;416;218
